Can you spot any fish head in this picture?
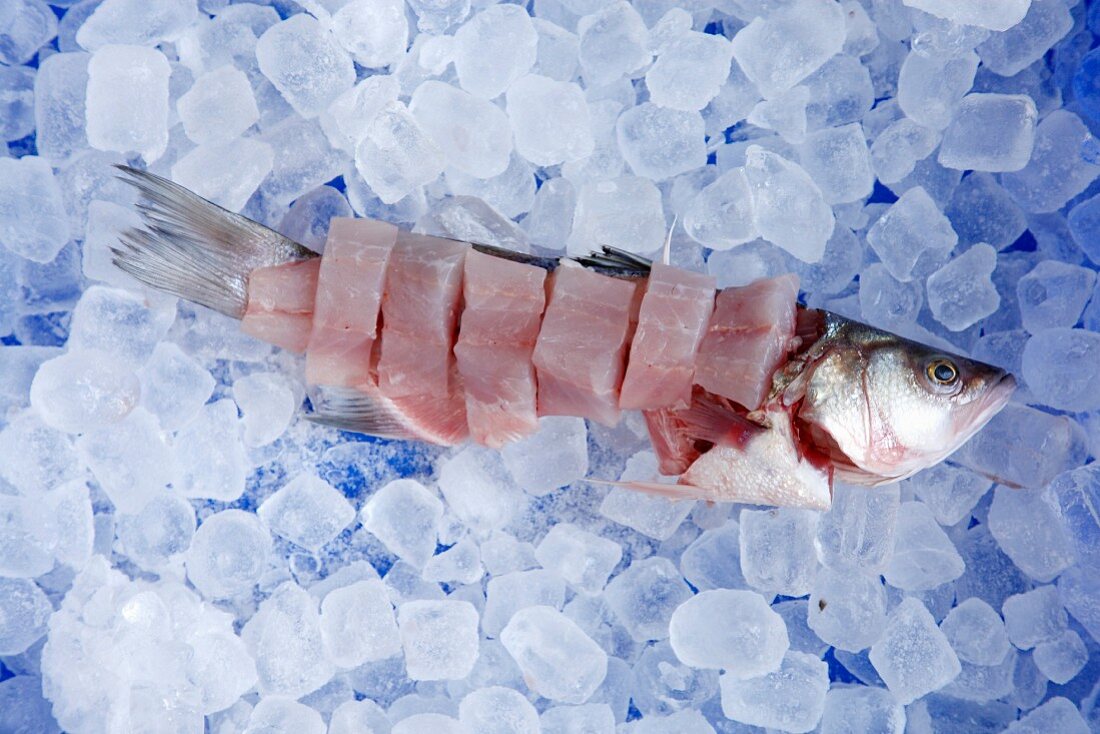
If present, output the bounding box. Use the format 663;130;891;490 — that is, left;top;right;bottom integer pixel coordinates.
794;316;1016;485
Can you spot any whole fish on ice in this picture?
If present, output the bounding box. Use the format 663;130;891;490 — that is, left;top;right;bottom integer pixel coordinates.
111;166;1015;511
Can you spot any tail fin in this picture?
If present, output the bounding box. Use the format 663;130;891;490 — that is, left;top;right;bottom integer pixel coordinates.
111;165;317;318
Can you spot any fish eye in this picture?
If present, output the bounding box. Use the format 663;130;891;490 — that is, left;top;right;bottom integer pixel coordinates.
926;359;959;387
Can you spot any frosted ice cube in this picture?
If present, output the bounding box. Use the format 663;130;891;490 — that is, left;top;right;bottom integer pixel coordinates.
926;243;1000;331
945;173;1027;253
256;15;354;118
246;697;324;734
866;186;958;282
576;1;650;87
507;75;594;166
116;493;195;570
0;0;56;65
320;75;400;157
739;507;819;597
807;567;887;652
408;81;512;179
816;483;899;573
0;494;54;577
0;578;52;654
329;700;391;734
540;703;615;734
173;399;248;502
30;348;140;435
86;45;171;162
532;18;578;83
397;599;480;680
719;651;829;733
262;118;348;206
679;522;744;591
459;686;539;734
669;589;788;674
1047;464;1100;567
176;65;259;145
172;137;274;213
242;582;334;697
391;713;465;734
976;0;1072;77
258;473;354;553
904;464;992;527
939;94;1037;172
683;167;757;251
603;556;692;642
319;578;401;668
186;510;271;599
902;0;1030;32
797;123;874;205
437;446;527;536
870;118;939;185
730;0;845;97
481;533;539;576
600;457;693;541
858;262;923;330
869;597;961;704
0;676;59;734
616;102;706;181
331;0;407;68
279;185;352;252
646;31;732;111
0;412;80;495
34;52;90;162
802;53;873;130
68;285;175;366
620;710;715;734
233;372;296;447
535;523;621;595
1032;629;1087;684
1017;261;1096;333
483;569;566;637
747;86;809;143
1003;110;1100;214
743;146;834;264
452;4;537;99
630;638;719;716
362;479;442;569
896;50;979;131
818;686;903;734
939;597;1011;666
883;501;965;591
0;156;70;263
1003;696;1090;734
75;0;196;49
567;176;665;256
423;538;483;584
356;103;443;205
500;605;607;703
444;152;536;218
988;485;1075;583
0;65;34;142
138;342;214;432
500;416;589;496
523;176;576;249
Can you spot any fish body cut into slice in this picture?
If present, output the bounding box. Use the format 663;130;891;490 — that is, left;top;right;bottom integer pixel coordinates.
694;273;800;411
532;261;640;426
240;258;320;352
305;218;396;387
454;249;547;448
620;263;716;411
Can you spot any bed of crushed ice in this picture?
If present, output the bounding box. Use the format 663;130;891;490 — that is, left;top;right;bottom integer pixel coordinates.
1;0;1100;731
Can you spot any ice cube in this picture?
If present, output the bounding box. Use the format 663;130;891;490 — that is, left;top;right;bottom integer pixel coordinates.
75;0;196;49
540;704;615;734
1003;696;1090;734
1032;629;1087;685
531;19;577;84
567;176;666;256
884;501;965;591
362;479;443;569
437;446;527;536
646;31;731;112
739;507;819;597
422;538;483;584
669;589;789;674
86;45;171;162
976;0;1073;77
186;509;271;599
870;118;939;185
68;285;175;366
869;597;961;704
926;243;1000;331
258;473;354;553
507;75;594;167
905;465;992;528
1067;192;1100;268
318;578;401;668
500;605;608;703
576;1;650;87
173;399;248;502
807;567;888;652
242;582;334;697
682;168;757;251
0;578;52;655
743;146;834;264
320;75;400;156
988;485;1075;582
459;686;540;734
535;523;621;595
939;597;1011;666
1047;464;1100;568
600;461;694;541
0;412;81;496
603;556;692;642
331;0;407;68
748;86;809;143
482;568;566;638
256;15;355;119
615;102;706;182
719;651;829;733
523;177;577;249
729;0;846;98
408;81;512;179
500;416;589;496
34;52;90;162
858;262;923;330
172;137;274;213
818;686;904;734
1017;261;1095;333
630;639;719;716
619;710;715;733
356;102;444;205
245;697;325;734
816;483;899;572
0;676;59;734
116;493;195;570
30;348;140;435
797;123;874;205
397;599;481;680
866;186;958;282
444;152;536;218
391;713;465;734
679;521;747;591
452;4;537;99
939;94;1037;172
0;156;70;263
0;0;56;65
233;372;297;447
902;0;1030;32
896;50;980;131
0;494;54;577
176;65;259;145
329;700;391;734
278;185;352;253
137;342;214;432
0;65;34;142
1002;110;1100;214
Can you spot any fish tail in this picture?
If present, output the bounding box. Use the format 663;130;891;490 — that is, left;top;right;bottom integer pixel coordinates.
111;165;317;318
